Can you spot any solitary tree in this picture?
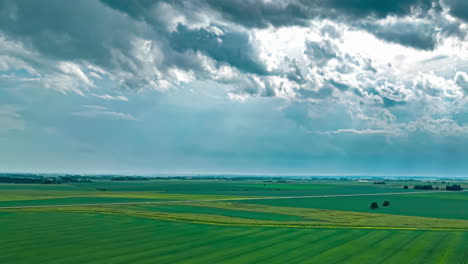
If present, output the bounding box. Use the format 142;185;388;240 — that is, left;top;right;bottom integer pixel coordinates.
370;202;379;209
382;201;390;207
404;185;408;189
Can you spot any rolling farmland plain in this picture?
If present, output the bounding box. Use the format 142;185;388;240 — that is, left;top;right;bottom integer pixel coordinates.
1;178;468;263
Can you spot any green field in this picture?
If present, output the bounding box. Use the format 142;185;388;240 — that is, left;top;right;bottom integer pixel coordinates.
1;179;468;263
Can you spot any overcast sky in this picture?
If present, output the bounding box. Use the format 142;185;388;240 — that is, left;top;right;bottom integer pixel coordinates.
1;0;468;176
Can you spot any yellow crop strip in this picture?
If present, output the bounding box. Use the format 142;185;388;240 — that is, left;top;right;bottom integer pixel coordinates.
4;201;468;231
0;189;251;202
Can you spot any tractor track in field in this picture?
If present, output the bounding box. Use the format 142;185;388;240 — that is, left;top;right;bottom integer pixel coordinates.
331;231;396;264
0;190;465;209
298;230;372;263
461;247;468;264
376;232;424;264
418;233;448;264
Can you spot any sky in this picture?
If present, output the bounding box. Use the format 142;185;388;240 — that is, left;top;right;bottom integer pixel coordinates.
0;0;468;176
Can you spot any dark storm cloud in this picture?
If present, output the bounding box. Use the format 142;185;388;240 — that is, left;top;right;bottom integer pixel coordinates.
0;0;143;67
169;25;267;75
0;0;162;90
204;0;434;28
204;0;465;50
0;0;268;90
0;0;466;95
360;21;438;50
444;0;468;22
202;0;311;28
99;0;206;30
98;0;466;51
356;10;467;50
323;0;435;17
99;0;163;20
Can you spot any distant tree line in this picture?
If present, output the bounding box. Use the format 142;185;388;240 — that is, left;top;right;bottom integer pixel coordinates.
414;185;434;190
0;177;43;184
59;176;92;183
0;176;91;184
411;184;463;191
373;181;386;184
446;184;463;191
111;176;150;181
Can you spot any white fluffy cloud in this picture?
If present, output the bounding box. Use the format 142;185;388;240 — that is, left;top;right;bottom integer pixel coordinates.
72;105;137;121
91;94;129;102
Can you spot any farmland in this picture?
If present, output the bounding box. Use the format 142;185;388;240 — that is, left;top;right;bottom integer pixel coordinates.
1;178;468;263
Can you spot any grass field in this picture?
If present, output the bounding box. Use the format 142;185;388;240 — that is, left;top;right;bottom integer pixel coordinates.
1;179;468;263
